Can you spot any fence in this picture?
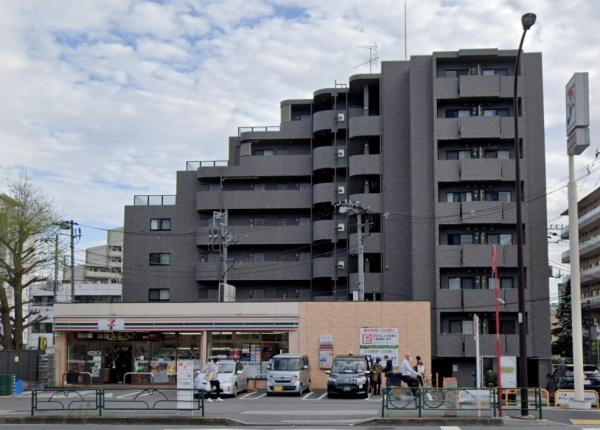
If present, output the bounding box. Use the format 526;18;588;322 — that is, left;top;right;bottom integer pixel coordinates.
382;387;543;419
31;388;205;417
0;350;39;382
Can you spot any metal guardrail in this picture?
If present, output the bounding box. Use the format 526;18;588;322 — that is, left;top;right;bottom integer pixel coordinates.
238;126;280;135
31;388;204;417
123;372;155;385
186;160;228;170
381;387;543;419
133;195;176;206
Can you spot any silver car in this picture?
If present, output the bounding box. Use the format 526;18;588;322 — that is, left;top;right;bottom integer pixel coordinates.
266;354;311;395
198;360;249;397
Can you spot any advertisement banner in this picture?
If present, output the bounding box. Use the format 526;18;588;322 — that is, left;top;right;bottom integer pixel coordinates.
98;318;125;331
555;389;598;407
500;356;517;388
359;328;399;365
176;360;194;410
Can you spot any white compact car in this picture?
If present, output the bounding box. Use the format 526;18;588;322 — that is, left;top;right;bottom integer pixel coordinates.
196;360;249;397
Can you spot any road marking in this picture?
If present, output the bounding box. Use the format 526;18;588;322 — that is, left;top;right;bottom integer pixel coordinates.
251;393;267;400
302;391;314;400
573;419;600;425
440;426;462;430
281;419;363;424
116;391;142;399
241;409;377;415
239;391;257;399
317;392;328;400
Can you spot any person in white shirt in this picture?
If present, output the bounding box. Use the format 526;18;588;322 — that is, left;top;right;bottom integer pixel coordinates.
400;354;420;395
205;359;223;402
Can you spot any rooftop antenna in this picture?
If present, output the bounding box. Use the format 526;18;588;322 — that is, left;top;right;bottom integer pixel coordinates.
404;1;408;61
355;43;379;73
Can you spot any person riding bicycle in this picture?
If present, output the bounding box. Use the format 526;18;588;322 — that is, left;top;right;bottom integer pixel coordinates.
413;355;425;387
400;354;420;395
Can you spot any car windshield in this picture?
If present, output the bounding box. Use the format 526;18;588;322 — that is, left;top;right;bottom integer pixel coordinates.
564;366;600;377
332;359;365;374
271;358;303;371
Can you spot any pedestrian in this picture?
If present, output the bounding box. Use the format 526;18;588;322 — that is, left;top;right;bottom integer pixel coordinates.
400;354;420;396
413;355;425;387
371;358;383;395
205;358;223;402
384;355;394;389
194;370;211;401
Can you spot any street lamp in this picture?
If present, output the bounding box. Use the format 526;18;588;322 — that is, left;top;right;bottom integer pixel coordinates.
513;12;536;417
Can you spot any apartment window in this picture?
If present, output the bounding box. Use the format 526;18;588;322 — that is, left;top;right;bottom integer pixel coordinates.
484;191;512;202
484;149;511;159
149;288;170;301
449;320;473;334
150;218;171;231
446;192;473;203
482;68;509;76
444;69;469;77
149;253;171;265
250;217;265;226
33;296;54;306
32;323;53;334
446;150;472;160
486;233;513;245
487;276;515;289
277;288;288;300
448;233;474;245
446;109;471;118
448;277;475;290
483;108;510;117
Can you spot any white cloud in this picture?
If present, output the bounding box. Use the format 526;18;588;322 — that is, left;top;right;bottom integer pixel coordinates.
0;0;599;257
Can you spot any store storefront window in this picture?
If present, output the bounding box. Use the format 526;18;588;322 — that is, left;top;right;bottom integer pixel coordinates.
208;331;289;377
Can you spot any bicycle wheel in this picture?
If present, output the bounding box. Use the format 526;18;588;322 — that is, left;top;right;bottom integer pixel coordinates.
422;388;444;408
387;386;415;409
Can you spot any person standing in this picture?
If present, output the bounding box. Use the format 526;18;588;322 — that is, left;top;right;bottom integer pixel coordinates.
383;355;394;389
205;358;223;402
371;358;383;395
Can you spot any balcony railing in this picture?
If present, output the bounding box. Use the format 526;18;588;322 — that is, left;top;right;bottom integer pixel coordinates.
562;205;600;237
186;160;228;171
133;195;176;206
238;126;280;135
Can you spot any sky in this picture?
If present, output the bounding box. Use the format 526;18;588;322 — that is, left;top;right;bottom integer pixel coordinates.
1;0;599;296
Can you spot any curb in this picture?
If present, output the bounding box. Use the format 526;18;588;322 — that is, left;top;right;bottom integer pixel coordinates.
357;417;556;426
0;416;242;426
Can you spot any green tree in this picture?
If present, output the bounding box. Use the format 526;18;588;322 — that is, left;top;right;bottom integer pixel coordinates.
552;279;590;359
0;170;59;350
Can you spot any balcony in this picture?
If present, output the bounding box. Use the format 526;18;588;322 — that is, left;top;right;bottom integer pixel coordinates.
196;223;310;246
313;183;336;205
133;195;175;206
436;159;515;182
348;115;380;138
349;272;381;292
313;219;336;242
563;234;600;264
349;232;381;253
438;244;517;267
313;146;337;171
581;266;600;285
434;75;521;100
196;189;311;211
348;154;381;176
435;117;522;140
437;334;519;357
437;288;519;312
312;256;340;278
196;260;311;281
313;110;336;132
349;193;381;212
196;155;311;178
563;205;600;240
436;202;516;224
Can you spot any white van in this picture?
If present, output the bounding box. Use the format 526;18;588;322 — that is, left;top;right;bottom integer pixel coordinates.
266;354;310;395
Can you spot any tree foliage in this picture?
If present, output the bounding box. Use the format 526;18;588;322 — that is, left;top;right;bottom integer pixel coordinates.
0;170;59;350
552;279;590;359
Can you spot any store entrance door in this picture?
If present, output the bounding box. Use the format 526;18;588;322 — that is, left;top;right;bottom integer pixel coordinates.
113;345;132;383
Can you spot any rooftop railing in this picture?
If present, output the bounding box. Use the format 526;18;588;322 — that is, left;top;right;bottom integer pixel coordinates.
133;195;176;206
238;126;280;135
186;160;228;171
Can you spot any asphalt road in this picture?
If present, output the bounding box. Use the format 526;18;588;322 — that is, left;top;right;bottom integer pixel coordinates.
3;388;600;428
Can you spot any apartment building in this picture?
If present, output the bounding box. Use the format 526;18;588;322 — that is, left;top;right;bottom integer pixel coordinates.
28;227;123;349
122;49;551;385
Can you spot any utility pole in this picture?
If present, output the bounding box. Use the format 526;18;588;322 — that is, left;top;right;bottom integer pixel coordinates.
53;233;59;298
58;220;79;303
209;211;234;302
336;200;370;301
70;220;75;303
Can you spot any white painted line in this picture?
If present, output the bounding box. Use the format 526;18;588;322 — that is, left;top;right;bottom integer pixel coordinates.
302;391;314;400
252;393;267;400
239;391;257;399
317;392;328;400
440;426;462;430
116;391;142;399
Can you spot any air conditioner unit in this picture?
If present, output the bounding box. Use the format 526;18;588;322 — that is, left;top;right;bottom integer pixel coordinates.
337;260;345;269
337;223;345;232
337;186;345;194
337;112;345;122
336;148;345;158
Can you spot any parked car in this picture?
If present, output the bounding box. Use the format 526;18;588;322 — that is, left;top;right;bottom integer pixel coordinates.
195;360;249;397
546;363;600;398
327;354;371;398
266;354;311;395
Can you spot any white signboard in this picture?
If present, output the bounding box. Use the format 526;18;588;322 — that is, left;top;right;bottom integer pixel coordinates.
500;356;517;388
176;360;194;410
319;335;333;346
566;72;590;136
98;318;125;331
555;389;598;407
359;328;399;366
